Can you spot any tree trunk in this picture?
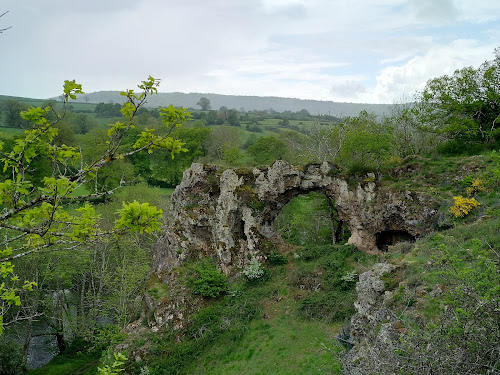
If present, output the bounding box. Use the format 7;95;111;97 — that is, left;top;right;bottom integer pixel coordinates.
22;317;33;369
325;193;337;245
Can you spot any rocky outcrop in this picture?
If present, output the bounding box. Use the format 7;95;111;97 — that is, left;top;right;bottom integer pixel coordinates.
146;161;438;331
152;161;438;279
342;263;402;375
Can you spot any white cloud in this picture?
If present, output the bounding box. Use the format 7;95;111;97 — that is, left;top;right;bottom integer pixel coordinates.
360;39;497;103
1;0;499;102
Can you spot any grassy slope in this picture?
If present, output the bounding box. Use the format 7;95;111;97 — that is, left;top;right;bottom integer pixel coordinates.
19;152;500;374
188;314;339;375
182;260;343;375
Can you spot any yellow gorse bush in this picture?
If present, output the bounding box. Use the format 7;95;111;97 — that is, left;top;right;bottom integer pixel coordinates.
449;196;481;218
466;178;485;196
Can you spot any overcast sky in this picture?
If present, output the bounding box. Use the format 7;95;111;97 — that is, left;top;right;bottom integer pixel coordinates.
0;0;499;104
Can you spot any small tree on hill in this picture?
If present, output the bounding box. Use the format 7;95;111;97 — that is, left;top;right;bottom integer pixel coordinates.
340;111;393;176
197;97;211;111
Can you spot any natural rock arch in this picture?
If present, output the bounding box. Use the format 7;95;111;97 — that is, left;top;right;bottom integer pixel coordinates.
151;161;436;278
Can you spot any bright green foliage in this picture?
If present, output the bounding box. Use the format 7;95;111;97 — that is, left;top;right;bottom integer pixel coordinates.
63;80;84;101
135;126;210;187
132;105;191;157
71;204;100;240
97;352;128;375
223;146;243;165
115;201;162;234
0;76;190;334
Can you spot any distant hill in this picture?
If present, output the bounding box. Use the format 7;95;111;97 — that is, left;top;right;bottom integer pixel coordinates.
73;91;394;117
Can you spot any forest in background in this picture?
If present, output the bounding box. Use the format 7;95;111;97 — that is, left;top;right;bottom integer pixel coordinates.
64;91;393;118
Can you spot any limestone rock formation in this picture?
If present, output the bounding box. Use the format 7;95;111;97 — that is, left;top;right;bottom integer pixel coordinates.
145;160;438;331
152;160;438;278
342;263;402;375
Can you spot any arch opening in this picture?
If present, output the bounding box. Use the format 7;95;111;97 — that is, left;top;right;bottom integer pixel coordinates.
274;192;350;247
376;230;415;252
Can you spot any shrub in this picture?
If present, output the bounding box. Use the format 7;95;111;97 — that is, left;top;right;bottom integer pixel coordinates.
436;139;485;156
98;351;128;375
267;251;288;266
0;337;23;375
347;162;375;175
189;260;228;298
300;244;335;261
242;257;265;281
466;178;485;196
91;325;127;351
449;196;480;218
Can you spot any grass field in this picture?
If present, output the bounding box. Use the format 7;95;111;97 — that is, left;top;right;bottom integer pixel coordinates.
0;126;24;137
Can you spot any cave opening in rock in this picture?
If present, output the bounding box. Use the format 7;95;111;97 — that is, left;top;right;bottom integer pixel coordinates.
239;217;247;242
274;192;349;246
376;230;415;251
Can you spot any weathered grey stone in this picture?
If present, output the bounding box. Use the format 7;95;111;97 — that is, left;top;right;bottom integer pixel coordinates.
152;161;438;281
343;263;402;375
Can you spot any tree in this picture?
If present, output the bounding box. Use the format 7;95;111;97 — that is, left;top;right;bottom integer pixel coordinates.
385;96;436;158
197;97;211;111
206;110;217;125
339;111;393;176
227;109;240;126
142;126;210;186
95;102;122;117
415;49;500;143
0;77;191;334
66;112;99;134
2;100;29;128
217;106;228;124
297;122;346;163
247;135;288;165
204;125;240;161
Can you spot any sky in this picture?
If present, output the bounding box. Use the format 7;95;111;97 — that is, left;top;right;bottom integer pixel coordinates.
0;0;499;104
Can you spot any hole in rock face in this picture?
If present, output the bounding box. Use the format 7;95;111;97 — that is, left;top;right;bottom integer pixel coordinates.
376;230;415;251
239;219;248;242
275;192;350;246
